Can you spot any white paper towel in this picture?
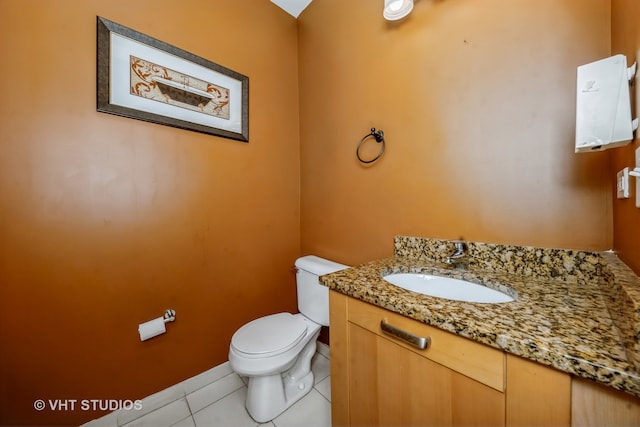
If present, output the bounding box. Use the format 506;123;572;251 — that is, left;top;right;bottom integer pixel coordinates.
138;317;166;341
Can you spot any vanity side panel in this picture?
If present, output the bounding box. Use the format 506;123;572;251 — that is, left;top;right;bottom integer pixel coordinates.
506;354;571;427
572;377;640;427
329;290;350;427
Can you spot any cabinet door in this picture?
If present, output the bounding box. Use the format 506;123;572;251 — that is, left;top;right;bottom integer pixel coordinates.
347;318;505;426
505;354;571;427
349;322;454;426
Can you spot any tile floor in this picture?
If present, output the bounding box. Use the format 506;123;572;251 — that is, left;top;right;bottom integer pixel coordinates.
82;343;332;427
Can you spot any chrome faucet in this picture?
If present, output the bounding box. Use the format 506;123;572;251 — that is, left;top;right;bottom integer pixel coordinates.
445;240;469;266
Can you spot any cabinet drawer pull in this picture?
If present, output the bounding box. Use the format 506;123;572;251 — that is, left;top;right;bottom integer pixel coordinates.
380;319;431;350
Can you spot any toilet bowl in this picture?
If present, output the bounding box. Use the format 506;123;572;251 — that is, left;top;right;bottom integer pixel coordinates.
228;255;348;423
229;313;321;422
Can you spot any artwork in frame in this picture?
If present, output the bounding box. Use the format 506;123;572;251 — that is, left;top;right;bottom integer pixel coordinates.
97;16;249;142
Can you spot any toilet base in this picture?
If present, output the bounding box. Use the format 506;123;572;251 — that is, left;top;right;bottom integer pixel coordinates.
245;330;320;423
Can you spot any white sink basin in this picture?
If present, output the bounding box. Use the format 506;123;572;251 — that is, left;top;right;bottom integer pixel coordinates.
383;273;515;303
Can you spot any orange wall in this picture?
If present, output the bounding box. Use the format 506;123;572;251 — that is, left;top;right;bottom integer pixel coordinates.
1;0;638;425
611;0;640;274
299;0;614;266
0;1;300;425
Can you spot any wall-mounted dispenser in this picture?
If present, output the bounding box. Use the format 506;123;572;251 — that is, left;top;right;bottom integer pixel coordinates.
575;54;638;153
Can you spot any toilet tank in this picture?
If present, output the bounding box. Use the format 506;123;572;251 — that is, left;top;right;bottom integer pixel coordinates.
295;255;349;326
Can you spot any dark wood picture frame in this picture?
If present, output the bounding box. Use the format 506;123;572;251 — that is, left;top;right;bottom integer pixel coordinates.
97;16;249;142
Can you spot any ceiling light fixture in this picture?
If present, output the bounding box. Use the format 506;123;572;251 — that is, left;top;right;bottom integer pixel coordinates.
383;0;414;21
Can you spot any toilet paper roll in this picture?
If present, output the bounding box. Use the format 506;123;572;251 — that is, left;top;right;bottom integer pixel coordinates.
138;317;166;341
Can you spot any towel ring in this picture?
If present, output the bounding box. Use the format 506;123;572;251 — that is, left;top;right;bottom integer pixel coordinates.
356;128;385;164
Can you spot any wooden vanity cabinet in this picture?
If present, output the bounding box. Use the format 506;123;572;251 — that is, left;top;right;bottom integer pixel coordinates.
329;290;640;427
330;290;505;427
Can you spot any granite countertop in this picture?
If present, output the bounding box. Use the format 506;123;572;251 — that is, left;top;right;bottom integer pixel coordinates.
320;236;640;398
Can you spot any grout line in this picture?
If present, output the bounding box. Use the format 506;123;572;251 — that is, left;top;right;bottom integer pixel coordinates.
183;392;194;417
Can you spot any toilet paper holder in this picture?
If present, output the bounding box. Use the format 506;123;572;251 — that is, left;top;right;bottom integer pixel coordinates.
163;309;176;323
138;309;176;341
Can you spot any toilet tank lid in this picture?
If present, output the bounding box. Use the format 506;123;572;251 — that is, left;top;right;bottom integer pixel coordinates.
295;255;349;276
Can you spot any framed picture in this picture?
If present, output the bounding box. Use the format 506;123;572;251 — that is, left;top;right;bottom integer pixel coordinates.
97;16;249;142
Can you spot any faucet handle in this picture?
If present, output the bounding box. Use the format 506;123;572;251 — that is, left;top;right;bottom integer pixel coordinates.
449;238;467;249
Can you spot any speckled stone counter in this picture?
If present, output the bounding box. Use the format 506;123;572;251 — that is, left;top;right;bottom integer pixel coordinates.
320;236;640;398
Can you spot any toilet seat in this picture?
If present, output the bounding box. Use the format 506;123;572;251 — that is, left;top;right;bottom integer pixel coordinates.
231;313;308;358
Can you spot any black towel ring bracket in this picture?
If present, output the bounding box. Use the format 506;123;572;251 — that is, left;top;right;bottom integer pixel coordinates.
356;128;385;164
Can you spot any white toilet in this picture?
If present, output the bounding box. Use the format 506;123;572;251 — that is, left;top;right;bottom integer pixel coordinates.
228;255;348;423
